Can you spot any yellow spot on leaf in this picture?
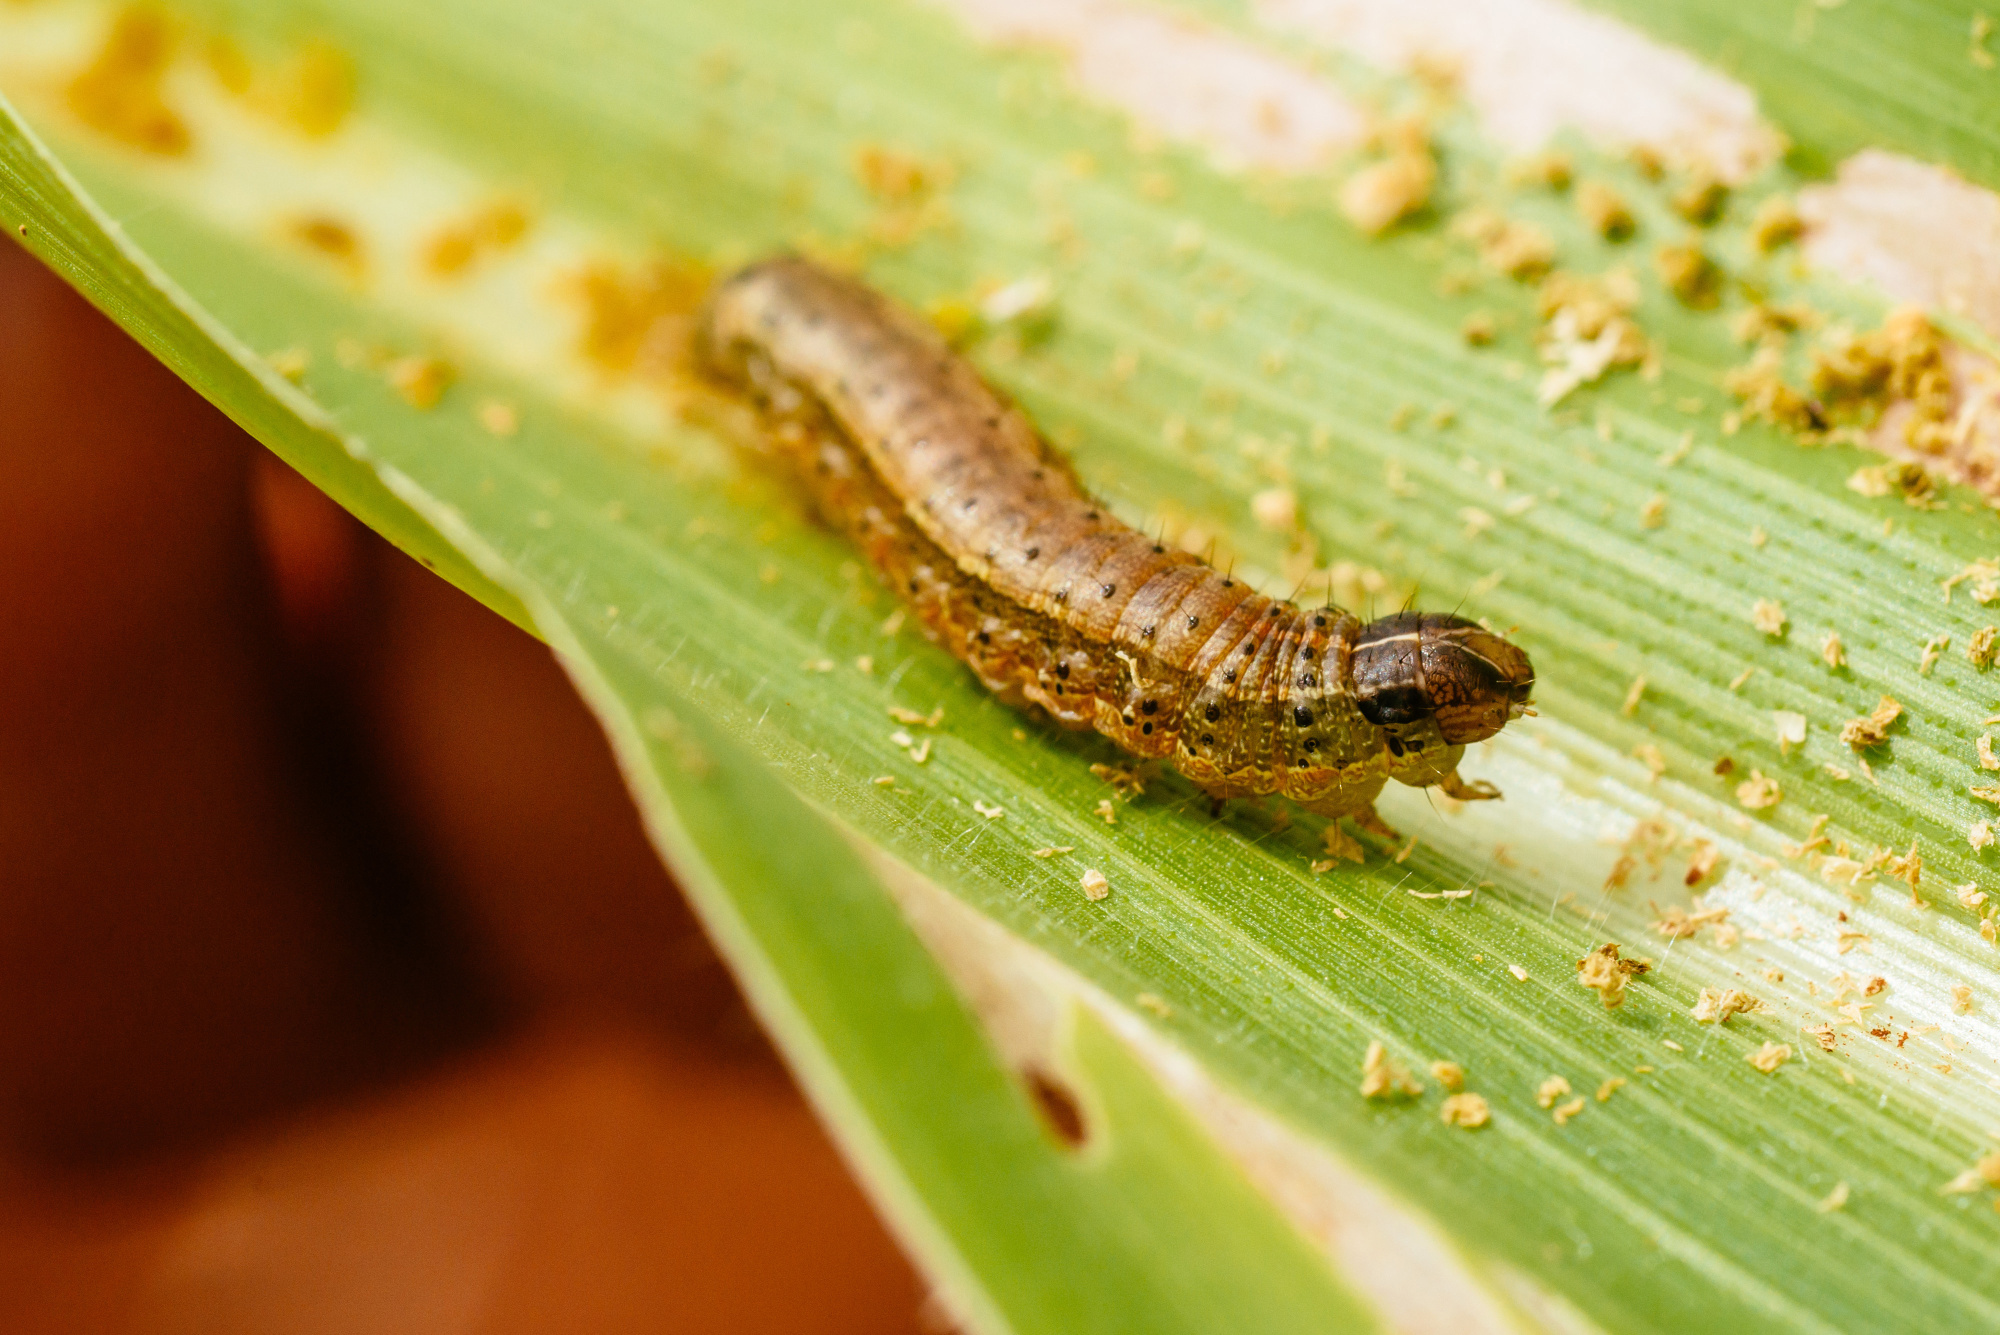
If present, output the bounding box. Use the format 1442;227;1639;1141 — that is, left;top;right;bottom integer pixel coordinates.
67;6;191;156
386;355;454;410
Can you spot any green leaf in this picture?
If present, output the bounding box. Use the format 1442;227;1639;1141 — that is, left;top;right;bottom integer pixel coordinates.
7;1;2000;1330
1574;0;2000;184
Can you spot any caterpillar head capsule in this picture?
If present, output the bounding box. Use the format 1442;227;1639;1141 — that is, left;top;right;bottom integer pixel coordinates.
1351;612;1535;745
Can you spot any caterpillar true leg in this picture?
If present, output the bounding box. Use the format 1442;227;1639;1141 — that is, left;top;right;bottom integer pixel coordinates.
1438;771;1503;803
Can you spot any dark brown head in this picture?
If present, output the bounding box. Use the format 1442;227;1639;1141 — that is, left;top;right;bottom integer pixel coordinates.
1351;611;1535;745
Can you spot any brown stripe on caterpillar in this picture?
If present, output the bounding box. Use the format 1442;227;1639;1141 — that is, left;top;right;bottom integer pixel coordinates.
699;256;1534;834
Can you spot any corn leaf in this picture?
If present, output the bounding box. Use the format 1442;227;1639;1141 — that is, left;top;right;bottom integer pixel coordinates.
7;1;2000;1330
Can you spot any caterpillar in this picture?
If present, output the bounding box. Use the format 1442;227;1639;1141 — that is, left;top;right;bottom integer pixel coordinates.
699;257;1534;834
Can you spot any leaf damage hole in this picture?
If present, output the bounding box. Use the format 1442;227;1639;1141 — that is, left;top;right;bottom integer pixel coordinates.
1023;1066;1088;1149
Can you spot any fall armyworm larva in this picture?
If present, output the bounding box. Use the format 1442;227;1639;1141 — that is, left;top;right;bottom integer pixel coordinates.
699;257;1535;833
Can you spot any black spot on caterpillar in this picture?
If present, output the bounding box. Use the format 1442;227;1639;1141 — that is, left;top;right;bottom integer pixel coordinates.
699;257;1534;830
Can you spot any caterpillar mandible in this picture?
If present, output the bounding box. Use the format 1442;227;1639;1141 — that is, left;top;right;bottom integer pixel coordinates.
699;257;1535;835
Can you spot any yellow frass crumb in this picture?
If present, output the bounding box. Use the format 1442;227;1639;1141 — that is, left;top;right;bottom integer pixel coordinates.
852;144;948;201
1088;767;1152;799
1816;1180;1851;1213
1656;240;1723;308
1079;869;1111;901
67;6;191;156
1847;461;1937;506
1920;632;1951;676
1940;1152;2000;1195
1576;942;1649;1008
1652;903;1728;939
1460;310;1498;346
1507;151;1573;191
1454;207;1555;281
1725;346;1822;434
1633;743;1667;781
1620;675;1646;717
1507;963;1529;982
1819;309;1956;453
1688;843;1720;895
1535;1075;1573;1109
1429;1060;1466;1092
1944;557;2000;605
1752;598;1787;636
1439;1093;1490;1129
1639;493;1668;529
1747;1042;1792;1074
1952;984;1975;1014
1732;302;1812;345
1736;770;1782;810
1822;631;1847;669
1339;151;1437;236
1750;195;1804;252
1669;170;1728;226
1359;1040;1424;1100
386;355;454;410
1970;627;2000;669
1552;1096;1586;1125
1596;1077;1627;1102
1811;308;1946;406
1692;988;1761;1024
1576;181;1635;241
888;704;946;727
1136;992;1172;1018
1534;269;1649;406
1840;696;1903;750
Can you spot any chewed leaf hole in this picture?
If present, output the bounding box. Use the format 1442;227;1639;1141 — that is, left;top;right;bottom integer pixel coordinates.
1023;1066;1089;1149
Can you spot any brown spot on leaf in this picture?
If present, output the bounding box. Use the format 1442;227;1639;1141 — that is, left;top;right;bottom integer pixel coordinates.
1024;1068;1088;1149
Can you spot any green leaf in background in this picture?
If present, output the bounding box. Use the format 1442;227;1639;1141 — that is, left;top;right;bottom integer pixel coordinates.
7;0;2000;1330
1576;0;2000;185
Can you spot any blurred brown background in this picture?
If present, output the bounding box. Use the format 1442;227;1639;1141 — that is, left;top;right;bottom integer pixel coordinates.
0;237;932;1333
